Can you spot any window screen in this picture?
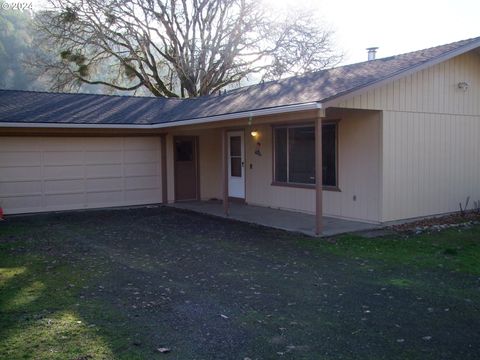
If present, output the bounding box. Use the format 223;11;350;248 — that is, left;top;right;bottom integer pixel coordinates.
274;124;337;187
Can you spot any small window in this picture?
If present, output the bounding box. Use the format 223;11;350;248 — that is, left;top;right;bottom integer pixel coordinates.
273;123;337;187
229;136;242;177
322;123;337;187
175;140;193;161
274;128;288;182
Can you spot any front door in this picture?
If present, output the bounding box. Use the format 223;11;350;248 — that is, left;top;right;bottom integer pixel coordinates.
174;136;199;201
228;131;245;199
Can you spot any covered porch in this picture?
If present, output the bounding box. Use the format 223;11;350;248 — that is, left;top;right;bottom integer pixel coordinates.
162;107;382;235
170;200;380;237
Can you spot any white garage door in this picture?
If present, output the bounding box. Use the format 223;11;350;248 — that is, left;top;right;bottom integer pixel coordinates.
0;136;163;215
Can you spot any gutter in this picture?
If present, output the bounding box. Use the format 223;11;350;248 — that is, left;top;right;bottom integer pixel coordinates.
0;102;322;129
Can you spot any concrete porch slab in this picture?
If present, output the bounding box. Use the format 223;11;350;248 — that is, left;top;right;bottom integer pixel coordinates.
169;200;381;236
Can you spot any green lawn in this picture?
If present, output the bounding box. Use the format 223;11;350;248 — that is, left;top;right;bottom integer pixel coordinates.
0;225;151;359
299;225;480;275
0;210;479;359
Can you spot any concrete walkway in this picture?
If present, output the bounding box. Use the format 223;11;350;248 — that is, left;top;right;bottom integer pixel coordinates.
170;201;380;236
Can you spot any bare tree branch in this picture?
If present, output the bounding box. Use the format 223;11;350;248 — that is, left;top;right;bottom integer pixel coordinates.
33;0;342;97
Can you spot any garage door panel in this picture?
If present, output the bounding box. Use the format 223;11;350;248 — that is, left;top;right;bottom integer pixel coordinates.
86;177;123;191
86;164;122;178
124;176;159;190
124;137;159;150
86;190;123;205
44;165;84;180
43;138;85;151
125;150;158;163
125;189;161;202
124;163;158;177
0;151;42;166
84;151;122;165
2;195;43;212
0;180;42;196
0;166;42;181
45;193;84;208
0;137;42;151
85;138;123;151
44;179;84;193
44;151;84;166
2;136;163;214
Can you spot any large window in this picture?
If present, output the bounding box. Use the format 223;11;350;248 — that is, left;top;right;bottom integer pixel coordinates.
273;123;337;187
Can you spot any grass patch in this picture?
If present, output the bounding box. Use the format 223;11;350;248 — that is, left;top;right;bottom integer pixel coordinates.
298;225;480;275
0;266;26;285
0;223;32;237
388;278;414;287
0;232;160;359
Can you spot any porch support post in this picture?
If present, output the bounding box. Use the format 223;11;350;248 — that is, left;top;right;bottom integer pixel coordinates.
160;134;168;204
315;109;324;235
222;128;229;215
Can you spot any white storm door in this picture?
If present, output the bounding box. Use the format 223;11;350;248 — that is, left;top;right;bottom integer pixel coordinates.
227;131;245;199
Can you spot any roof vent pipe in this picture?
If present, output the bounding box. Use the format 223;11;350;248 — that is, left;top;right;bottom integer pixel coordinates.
367;47;378;61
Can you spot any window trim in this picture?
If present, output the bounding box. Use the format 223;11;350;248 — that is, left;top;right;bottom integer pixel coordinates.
271;120;340;191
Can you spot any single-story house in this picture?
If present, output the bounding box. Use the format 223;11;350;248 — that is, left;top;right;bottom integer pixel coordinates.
1;36;480;234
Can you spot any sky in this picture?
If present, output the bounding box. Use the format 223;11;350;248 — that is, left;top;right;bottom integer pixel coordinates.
31;0;480;66
263;0;480;65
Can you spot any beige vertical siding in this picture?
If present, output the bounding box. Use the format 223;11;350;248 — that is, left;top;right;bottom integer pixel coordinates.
333;51;480;222
0;136;163;214
198;129;222;200
334;51;480;115
244;110;381;222
381;111;480;222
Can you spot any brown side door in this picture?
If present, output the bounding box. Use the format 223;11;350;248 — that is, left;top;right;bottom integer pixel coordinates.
174;136;199;201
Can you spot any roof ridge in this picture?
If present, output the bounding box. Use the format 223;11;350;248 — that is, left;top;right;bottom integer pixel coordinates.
385;35;480;59
223;35;480;95
2;35;480;103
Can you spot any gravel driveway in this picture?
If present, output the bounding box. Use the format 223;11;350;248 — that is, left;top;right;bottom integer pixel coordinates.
1;206;479;359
